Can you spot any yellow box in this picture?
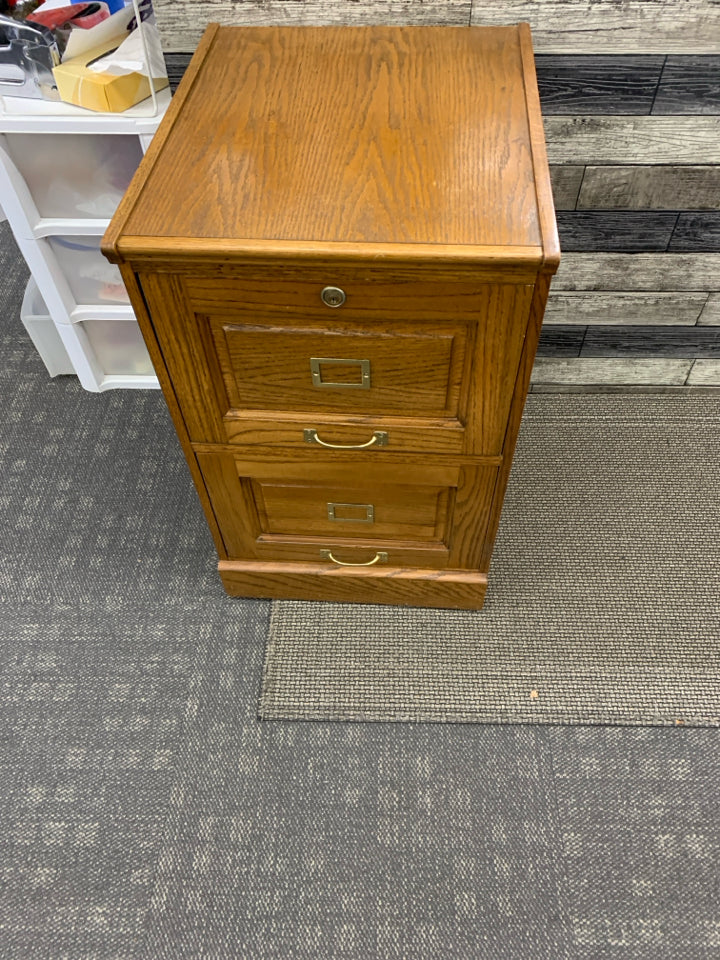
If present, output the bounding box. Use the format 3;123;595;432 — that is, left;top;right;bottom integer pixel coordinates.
53;38;169;113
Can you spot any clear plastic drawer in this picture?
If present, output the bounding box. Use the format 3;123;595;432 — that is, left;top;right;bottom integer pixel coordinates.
79;318;153;377
4;133;143;219
48;235;129;304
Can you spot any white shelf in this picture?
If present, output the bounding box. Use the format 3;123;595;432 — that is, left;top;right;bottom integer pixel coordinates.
0;87;171;133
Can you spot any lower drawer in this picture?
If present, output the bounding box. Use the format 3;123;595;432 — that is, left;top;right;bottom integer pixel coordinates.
196;450;498;572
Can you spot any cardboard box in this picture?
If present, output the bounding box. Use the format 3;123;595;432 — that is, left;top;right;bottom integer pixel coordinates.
53;36;168;113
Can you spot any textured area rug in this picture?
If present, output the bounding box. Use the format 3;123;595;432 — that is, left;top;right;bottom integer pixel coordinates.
6;223;720;959
261;395;720;726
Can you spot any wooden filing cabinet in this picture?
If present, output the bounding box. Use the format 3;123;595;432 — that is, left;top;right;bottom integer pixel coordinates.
102;23;559;610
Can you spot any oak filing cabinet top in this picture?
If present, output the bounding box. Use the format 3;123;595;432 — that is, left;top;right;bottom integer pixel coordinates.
104;24;559;267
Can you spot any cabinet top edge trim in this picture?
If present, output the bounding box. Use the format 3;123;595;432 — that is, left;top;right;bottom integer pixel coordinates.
108;236;547;268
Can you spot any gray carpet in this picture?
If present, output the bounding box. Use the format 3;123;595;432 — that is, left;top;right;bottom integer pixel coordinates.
3;220;720;959
261;394;720;725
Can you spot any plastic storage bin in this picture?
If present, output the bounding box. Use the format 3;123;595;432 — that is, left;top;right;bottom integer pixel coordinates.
20;277;74;376
47;235;129;304
4;133;143;218
77;317;153;376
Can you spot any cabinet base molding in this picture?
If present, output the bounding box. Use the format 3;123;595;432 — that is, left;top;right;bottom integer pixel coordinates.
218;561;488;610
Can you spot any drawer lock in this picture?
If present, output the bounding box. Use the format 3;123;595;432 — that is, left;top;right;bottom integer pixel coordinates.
304;428;388;449
320;286;346;307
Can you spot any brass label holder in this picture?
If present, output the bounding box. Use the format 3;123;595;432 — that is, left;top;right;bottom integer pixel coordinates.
327;502;375;523
310;357;371;389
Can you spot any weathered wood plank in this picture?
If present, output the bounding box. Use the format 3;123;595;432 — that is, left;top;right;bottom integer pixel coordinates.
531;358;691;385
554;254;720;292
544;292;709;326
687;361;720;385
155;1;472;51
536;325;585;357
669;214;720;253
470;2;719;53
556;212;678;252
577;166;720;211
698;294;720;326
549;165;584;210
535;55;663;114
581;326;720;358
653;56;720;115
164;52;191;90
545;117;720;164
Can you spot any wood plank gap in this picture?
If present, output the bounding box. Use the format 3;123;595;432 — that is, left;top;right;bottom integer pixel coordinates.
650;55;668;115
574;164;587;211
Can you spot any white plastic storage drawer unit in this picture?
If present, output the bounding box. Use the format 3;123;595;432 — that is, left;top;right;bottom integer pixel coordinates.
0;89;171;391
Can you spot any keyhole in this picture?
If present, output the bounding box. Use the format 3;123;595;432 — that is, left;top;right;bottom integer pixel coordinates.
321;286;346;308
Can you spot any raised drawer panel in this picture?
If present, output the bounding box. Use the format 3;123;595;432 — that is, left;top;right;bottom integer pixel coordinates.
255;479;449;541
212;319;466;416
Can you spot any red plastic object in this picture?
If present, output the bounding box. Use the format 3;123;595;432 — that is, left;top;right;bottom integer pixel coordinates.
28;1;109;30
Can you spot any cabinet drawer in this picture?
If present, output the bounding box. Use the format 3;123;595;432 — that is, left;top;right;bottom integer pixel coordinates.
197;450;499;572
256;477;449;542
139;273;534;455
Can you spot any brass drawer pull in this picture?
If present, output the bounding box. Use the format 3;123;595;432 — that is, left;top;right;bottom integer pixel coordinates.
304;428;388;449
320;549;388;566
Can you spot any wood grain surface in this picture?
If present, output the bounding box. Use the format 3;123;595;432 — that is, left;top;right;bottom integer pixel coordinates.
164;52;720;117
653;56;720;114
531;358;692;386
582;326;720;359
687;361;720;385
545;117;720;165
217;560;488;609
699;295;720;326
535;55;664;114
155;0;720;53
556;211;678;252
549;165;584;209
545;292;710;327
155;0;472;51
535;325;585;357
470;1;720;53
669;215;720;253
120;26;546;254
554;254;720;292
577;167;720;211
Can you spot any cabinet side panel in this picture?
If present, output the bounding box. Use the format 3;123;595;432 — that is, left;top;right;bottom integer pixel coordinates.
447;465;498;569
138;273;227;443
119;265;228;559
467;284;535;455
480;272;550;572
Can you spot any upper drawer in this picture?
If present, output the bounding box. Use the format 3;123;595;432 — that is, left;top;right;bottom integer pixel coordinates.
139;271;534;455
